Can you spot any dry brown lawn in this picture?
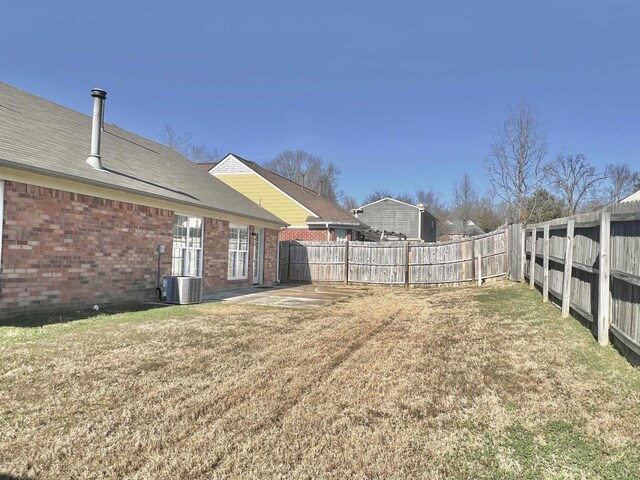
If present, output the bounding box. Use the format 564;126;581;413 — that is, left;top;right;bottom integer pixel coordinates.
1;282;640;479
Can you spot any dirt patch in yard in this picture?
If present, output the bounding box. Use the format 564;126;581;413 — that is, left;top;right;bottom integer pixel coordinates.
1;282;639;478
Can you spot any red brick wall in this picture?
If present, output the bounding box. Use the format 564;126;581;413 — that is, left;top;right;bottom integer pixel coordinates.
1;181;173;318
278;227;354;242
201;219;255;292
1;181;282;319
279;228;329;241
263;228;279;284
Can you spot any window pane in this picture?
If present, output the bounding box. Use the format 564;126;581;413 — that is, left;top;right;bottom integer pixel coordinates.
172;215;188;275
228;251;237;278
238;251;247;277
173;214;204;277
229;227;238;250
239;227;248;251
188;249;201;277
228;224;249;279
189;217;203;248
172;248;185;276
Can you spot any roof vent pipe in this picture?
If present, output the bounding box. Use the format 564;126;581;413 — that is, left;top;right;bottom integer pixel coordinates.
86;88;107;170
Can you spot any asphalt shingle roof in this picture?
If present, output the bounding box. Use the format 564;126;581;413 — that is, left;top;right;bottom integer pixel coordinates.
0;83;286;226
443;220;485;236
202;155;368;230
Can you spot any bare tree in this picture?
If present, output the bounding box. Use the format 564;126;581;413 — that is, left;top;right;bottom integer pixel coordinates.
338;193;359;211
159;124;221;163
485;103;548;222
395;192;417;204
545;153;606;215
415;188;449;237
604;163;640;203
453;173;479;236
415;188;447;214
265;150;340;200
362;189;395;205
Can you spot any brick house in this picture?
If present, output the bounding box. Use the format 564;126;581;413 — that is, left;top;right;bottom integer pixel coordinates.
200;154;368;241
0;83;287;320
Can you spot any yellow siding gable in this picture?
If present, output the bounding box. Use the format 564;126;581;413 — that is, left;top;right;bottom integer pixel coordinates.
214;173;313;226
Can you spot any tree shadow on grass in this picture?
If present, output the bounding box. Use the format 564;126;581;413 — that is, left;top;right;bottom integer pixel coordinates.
0;302;172;328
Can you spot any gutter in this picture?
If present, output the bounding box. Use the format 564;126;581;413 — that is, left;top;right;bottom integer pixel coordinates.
306;221;370;230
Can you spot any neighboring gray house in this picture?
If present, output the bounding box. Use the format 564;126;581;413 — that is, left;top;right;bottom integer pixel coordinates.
352;197;438;242
438;219;485;241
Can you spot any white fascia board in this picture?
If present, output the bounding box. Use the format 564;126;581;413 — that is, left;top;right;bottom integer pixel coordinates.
306;221;363;228
358;196;419;210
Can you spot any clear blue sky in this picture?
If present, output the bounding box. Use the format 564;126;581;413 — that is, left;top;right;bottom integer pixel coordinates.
2;0;639;205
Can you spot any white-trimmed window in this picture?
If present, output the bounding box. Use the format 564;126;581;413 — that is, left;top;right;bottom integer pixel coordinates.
334;228;348;242
228;224;249;279
172;214;203;277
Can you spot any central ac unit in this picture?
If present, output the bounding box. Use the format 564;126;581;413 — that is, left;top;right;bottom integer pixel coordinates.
164;276;203;304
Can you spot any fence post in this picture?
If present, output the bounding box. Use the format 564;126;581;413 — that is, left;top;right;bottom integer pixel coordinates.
561;220;574;317
286;240;291;282
529;229;536;289
519;225;526;282
543;223;550;302
476;253;482;286
505;226;510;279
471;238;476;283
344;240;349;284
404;241;410;286
598;211;611;346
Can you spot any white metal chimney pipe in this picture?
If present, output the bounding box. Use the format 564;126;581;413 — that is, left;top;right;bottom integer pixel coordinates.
86;88;107;170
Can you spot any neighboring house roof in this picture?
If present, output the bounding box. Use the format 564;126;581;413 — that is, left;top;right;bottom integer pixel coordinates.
204;154;368;230
357;197;439;221
0;83;286;227
442;220;485;236
621;190;640;203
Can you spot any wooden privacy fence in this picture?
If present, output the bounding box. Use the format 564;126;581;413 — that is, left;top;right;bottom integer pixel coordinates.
507;200;640;361
279;230;507;286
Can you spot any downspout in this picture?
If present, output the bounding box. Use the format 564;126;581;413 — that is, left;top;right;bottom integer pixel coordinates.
418;207;423;242
276;231;281;284
326;223;330;241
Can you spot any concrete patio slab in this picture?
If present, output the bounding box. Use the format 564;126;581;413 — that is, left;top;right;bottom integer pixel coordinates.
202;284;366;309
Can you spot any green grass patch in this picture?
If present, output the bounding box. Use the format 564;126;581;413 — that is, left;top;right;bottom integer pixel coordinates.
0;303;201;346
477;282;640;384
448;420;640;479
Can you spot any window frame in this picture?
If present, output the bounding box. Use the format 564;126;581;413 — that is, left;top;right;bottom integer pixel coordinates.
228;223;250;280
334;228;348;242
171;213;204;277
